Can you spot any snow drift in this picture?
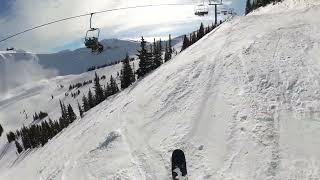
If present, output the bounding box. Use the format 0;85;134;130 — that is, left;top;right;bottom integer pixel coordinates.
1;0;320;179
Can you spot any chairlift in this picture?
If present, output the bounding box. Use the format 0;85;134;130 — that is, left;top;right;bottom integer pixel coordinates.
220;7;228;15
228;8;234;15
194;4;209;16
84;13;104;54
208;0;222;5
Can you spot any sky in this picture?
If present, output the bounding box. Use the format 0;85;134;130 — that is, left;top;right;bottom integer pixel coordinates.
0;0;246;53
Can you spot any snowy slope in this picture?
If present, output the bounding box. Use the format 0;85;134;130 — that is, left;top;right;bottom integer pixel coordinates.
2;0;320;179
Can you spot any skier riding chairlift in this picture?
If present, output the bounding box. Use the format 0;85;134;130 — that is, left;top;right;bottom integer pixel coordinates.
194;3;209;16
84;13;104;54
84;32;103;54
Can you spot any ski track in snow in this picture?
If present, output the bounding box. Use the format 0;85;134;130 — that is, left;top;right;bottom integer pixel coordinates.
2;1;320;179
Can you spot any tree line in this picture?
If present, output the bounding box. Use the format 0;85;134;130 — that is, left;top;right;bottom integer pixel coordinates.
79;72;120;116
6;101;77;154
181;22;218;52
33;111;48;121
136;34;174;79
245;0;283;15
87;59;127;72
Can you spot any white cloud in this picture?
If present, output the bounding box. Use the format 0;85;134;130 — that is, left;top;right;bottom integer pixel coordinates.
0;0;242;53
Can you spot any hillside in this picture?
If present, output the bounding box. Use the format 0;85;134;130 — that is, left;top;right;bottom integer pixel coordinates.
1;0;320;179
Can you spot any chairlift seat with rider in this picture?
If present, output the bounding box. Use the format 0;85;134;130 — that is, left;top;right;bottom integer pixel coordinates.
84;28;100;48
220;7;228;15
194;4;209;16
228;8;234;15
208;0;222;5
84;13;104;54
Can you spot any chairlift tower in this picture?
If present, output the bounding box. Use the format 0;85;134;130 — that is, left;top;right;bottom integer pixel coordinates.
208;0;223;25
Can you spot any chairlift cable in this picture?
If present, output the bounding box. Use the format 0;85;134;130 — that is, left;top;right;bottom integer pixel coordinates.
0;3;192;43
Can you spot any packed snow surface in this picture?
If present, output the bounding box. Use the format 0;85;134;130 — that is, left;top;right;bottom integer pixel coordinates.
1;0;320;179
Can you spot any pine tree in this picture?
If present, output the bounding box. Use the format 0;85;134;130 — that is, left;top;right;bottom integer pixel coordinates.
136;36;153;79
21;126;31;149
152;38;163;69
197;23;205;40
59;100;67;119
109;75;119;95
191;32;197;44
15;140;23;154
120;53;136;89
168;34;173;56
181;35;190;52
78;101;84;118
245;0;252;14
67;104;77;123
0;123;3;137
88;89;95;108
82;95;90;112
105;83;112;98
94;72;104;104
6;131;15;143
159;39;162;52
164;42;170;62
59;100;68;128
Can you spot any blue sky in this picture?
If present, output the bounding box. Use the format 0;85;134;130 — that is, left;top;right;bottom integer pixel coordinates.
0;0;246;53
0;0;10;16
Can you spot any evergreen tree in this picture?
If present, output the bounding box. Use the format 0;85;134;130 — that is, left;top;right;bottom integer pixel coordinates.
15;140;23;154
67;104;77;123
6;131;15;143
120;53;136;89
82;95;90;112
21;126;31;149
136;36;153;78
59;100;68;121
0;123;3;137
152;38;163;69
104;83;112;98
181;35;190;52
88;89;95;108
197;23;205;40
33;112;39;120
168;34;173;55
245;0;252;14
166;34;173;60
164;42;170;62
109;75;119;95
159;39;162;52
191;32;197;44
94;72;105;104
78;101;84;118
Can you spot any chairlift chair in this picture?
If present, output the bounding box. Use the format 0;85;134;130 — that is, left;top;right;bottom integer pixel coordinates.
208;0;222;5
220;7;228;15
84;13;104;54
194;4;209;16
228;8;234;15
